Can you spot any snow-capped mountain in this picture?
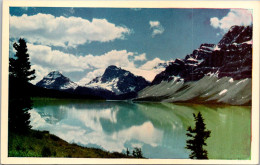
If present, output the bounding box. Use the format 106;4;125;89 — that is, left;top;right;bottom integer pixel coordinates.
36;71;78;90
85;65;150;95
35;68;148;100
152;25;252;85
218;25;252;48
136;25;252;105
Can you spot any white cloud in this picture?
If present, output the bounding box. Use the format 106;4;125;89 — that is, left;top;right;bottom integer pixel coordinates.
27;43;166;84
121;58;165;82
149;21;160;28
210;17;220;28
121;67;161;82
30;64;51;84
28;44;137;72
149;21;165;37
77;69;105;85
78;56;165;84
134;53;146;61
140;57;165;70
10;13;131;47
26;43;149;84
23;43;163;84
27;43;91;72
24;40;165;84
87;50;136;69
210;9;252;32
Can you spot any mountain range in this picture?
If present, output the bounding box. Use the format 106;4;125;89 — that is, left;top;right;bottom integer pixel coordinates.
36;65;152;98
35;25;252;105
136;25;252;105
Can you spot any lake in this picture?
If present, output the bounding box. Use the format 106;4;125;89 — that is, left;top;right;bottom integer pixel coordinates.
30;99;251;159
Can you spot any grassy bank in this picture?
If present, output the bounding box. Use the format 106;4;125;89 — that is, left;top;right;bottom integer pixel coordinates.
8;130;133;158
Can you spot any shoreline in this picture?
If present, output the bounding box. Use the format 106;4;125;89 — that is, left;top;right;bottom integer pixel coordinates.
8;129;134;158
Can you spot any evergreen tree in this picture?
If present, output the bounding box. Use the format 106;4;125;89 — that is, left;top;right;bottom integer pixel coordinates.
186;112;211;159
9;38;35;81
9;38;35;133
132;147;143;158
126;148;130;156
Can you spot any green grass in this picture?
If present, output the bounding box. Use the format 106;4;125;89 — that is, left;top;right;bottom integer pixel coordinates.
8;130;133;158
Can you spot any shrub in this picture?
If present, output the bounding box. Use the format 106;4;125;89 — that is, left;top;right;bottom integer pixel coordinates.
41;146;51;157
50;134;60;141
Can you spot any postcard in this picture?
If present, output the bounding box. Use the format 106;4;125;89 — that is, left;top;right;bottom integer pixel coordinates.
1;0;259;164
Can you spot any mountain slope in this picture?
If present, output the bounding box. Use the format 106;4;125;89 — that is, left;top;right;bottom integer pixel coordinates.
136;76;251;105
152;25;252;85
36;71;78;90
35;70;140;100
136;25;252;105
85;65;150;95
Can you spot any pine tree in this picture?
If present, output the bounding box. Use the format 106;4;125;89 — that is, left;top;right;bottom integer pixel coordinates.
9;38;35;133
186;112;211;159
132;147;143;158
126;148;130;156
9;38;35;81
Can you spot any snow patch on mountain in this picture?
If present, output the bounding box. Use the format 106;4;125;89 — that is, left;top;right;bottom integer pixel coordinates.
45;71;62;79
86;77;121;94
219;89;228;95
60;82;78;90
36;71;78;90
136;76;251;105
85;65;150;95
213;45;220;51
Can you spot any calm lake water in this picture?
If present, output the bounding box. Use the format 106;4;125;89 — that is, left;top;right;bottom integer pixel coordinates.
30;99;251;159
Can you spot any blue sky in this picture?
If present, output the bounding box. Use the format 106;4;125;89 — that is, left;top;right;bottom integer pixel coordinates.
9;7;252;84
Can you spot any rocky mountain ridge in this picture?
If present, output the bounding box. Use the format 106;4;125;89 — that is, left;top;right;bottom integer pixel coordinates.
152;25;252;85
85;65;150;95
136;25;252;105
36;71;78;90
35;25;252;105
36;66;151;99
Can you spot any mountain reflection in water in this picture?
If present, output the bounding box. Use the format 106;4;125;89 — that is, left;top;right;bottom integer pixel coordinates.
30;99;251;159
